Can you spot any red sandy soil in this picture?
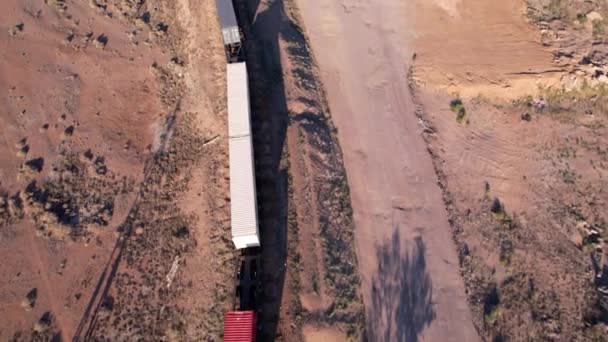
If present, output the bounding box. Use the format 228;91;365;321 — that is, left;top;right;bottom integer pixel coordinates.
406;1;608;340
295;0;479;341
5;0;605;341
1;0;234;340
294;0;608;340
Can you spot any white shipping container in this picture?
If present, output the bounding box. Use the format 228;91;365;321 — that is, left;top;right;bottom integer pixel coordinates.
229;135;260;249
227;62;259;249
227;63;252;138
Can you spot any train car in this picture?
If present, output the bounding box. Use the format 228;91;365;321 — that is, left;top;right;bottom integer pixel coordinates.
227;62;260;249
223;311;257;342
215;0;242;62
216;1;260;340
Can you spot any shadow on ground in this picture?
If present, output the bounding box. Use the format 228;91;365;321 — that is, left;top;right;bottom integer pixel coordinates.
238;0;365;339
368;231;436;342
235;0;290;340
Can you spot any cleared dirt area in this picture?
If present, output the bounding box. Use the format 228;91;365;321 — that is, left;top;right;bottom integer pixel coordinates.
295;0;479;341
4;0;606;341
295;0;608;340
410;0;561;99
407;0;608;340
1;0;234;340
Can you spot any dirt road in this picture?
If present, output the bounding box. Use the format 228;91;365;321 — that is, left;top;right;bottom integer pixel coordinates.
295;0;479;340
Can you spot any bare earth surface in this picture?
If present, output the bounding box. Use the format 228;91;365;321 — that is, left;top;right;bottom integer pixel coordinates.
406;0;608;340
409;0;561;99
1;0;235;340
4;0;608;341
296;0;479;341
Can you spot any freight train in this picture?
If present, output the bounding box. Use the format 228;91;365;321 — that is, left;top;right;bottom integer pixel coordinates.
215;0;260;341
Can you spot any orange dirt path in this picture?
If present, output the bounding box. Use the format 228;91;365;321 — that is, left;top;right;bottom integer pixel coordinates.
295;0;479;340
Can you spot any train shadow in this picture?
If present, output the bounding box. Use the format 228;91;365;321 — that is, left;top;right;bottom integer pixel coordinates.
235;0;292;340
368;231;436;342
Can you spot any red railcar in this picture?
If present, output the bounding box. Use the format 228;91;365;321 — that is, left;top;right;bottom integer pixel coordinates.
223;311;256;342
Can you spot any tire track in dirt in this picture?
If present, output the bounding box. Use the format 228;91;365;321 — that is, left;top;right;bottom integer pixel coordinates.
24;231;71;339
294;0;480;340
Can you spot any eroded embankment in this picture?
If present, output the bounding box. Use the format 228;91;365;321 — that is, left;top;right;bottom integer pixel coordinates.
234;0;365;340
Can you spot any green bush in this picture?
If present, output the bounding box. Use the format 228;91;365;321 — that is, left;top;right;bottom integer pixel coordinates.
450;99;467;123
536;83;608;121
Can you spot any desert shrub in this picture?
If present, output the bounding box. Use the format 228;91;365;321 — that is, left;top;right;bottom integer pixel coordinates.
560;168;578;184
450;98;467;123
450;98;464;111
536;83;608;120
493;334;507;342
490;197;504;215
526;0;570;21
546;0;570;19
484;285;501;325
592;19;606;36
577;12;588;23
499;237;514;265
527;0;608;25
